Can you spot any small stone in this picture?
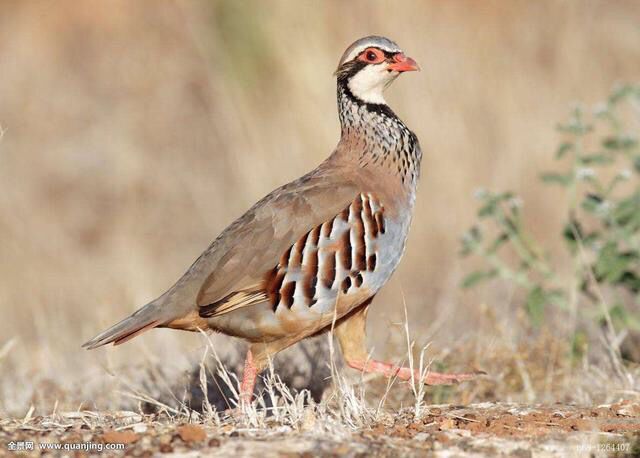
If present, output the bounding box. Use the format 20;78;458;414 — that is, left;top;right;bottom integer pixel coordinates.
101;430;139;445
435;433;450;444
177;424;206;443
158;434;173;445
439;418;456;430
133;423;148;434
615;403;640;417
413;432;429;441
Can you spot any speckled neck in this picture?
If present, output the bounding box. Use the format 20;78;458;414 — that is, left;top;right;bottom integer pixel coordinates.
336;82;422;188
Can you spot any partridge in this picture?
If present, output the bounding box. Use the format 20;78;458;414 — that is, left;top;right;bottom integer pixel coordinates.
84;36;479;400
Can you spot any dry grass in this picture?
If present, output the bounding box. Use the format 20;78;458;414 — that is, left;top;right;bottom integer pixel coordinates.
0;0;639;429
2;346;640;456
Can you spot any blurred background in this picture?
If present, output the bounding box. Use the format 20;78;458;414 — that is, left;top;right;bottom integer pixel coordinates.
1;0;639;414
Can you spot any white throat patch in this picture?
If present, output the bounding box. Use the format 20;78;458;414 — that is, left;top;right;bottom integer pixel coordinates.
347;64;398;105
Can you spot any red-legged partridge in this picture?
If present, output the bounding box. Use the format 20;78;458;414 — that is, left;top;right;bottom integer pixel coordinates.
84;36;480;401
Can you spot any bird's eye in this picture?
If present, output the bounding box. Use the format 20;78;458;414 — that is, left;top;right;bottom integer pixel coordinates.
358;48;383;64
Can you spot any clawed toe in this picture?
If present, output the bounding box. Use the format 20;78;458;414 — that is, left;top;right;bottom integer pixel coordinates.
423;369;486;386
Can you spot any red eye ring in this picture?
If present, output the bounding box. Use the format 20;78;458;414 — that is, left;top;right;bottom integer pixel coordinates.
358;47;385;64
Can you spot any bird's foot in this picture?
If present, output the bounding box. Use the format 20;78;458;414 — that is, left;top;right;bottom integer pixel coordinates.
423;369;486;385
346;359;485;386
222;398;254;421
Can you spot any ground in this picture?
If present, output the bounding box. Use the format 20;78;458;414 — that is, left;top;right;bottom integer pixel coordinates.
3;401;639;457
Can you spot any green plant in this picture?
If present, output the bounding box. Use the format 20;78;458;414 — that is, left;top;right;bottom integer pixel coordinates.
461;85;640;336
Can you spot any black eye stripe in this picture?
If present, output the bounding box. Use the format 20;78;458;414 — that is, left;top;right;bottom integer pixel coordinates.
336;47;400;83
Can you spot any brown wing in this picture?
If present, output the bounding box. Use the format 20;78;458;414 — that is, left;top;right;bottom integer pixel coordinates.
193;166;362;314
199;191;387;319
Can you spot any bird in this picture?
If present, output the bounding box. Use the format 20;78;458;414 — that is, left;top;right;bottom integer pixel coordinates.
83;35;480;402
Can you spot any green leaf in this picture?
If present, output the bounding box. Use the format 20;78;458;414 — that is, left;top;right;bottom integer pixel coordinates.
594;242;631;283
525;286;546;327
487;232;509;254
478;201;497;218
606;304;640;331
602;135;638;150
460;226;482;256
612;192;640;230
461;269;497;288
571;330;588;360
562;220;582;253
581;194;603;214
555;142;573;159
540;172;573;186
578;153;613;165
620;271;640;294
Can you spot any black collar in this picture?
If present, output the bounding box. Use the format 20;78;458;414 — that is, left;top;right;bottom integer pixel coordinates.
337;79;397;120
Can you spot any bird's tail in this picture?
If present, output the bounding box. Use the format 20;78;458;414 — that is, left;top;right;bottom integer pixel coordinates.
82;301;166;350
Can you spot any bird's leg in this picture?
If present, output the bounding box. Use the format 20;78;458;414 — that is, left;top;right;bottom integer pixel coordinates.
238;340;297;407
334;302;482;386
239;349;259;405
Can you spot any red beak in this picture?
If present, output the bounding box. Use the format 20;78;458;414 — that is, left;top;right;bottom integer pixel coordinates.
387;53;420;72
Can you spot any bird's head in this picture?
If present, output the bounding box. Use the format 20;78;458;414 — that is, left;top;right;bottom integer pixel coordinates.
335;36;419;105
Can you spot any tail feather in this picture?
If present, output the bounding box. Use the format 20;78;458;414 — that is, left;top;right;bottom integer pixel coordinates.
82;303;164;349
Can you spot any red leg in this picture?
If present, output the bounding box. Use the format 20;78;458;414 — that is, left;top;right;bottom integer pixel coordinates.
240;349;258;404
345;358;482;385
335;303;483;387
